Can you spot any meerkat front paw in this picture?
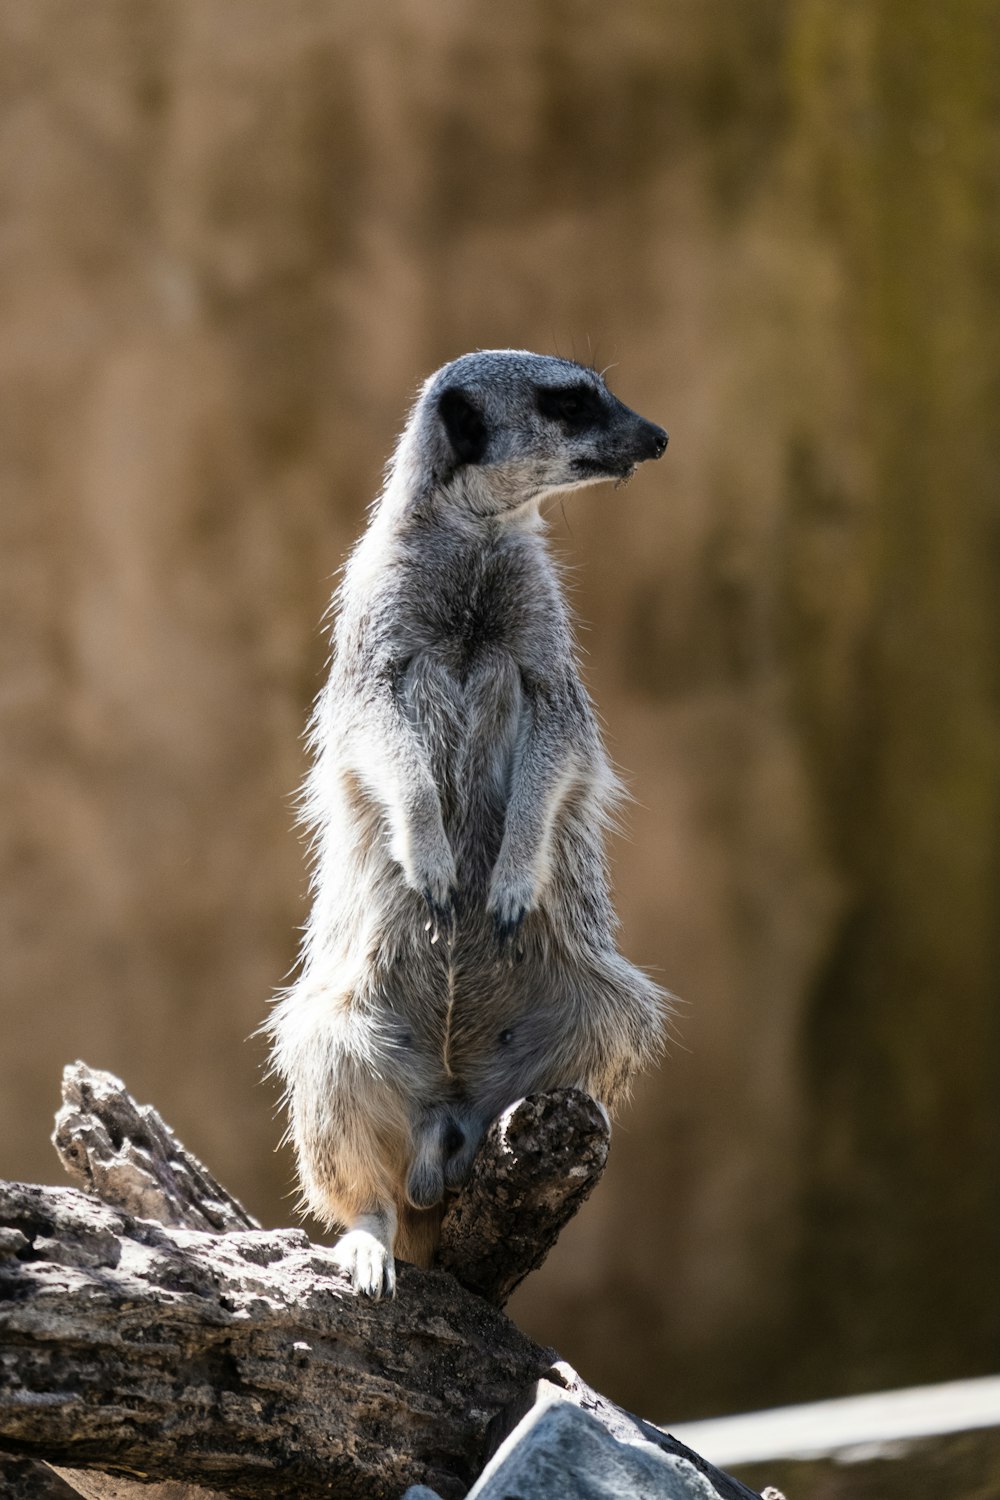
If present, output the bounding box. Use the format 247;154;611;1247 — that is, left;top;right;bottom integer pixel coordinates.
331;1228;396;1299
395;827;460;942
420;881;460;945
487;868;535;951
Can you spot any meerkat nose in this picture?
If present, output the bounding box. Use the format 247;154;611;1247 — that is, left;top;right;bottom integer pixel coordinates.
640;421;669;460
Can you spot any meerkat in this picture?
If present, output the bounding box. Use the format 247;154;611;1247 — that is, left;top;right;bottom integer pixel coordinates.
268;350;669;1298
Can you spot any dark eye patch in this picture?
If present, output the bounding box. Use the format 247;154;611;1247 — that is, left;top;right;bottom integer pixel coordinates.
536;382;608;433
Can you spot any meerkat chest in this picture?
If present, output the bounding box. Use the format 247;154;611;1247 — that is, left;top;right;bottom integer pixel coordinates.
447;574;512;679
415;543;554;682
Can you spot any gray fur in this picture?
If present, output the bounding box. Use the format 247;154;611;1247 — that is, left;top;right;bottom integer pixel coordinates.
268;350;670;1297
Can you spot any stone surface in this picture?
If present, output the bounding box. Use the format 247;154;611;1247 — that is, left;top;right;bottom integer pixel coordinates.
469;1399;726;1499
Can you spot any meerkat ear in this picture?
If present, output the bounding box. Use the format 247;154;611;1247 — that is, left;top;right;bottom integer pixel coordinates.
438;388;488;466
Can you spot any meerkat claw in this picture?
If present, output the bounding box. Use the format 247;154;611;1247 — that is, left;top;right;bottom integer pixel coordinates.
492;905;528;962
422;886;460;945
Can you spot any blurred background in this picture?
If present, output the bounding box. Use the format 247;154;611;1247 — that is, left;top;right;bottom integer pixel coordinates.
2;0;998;1429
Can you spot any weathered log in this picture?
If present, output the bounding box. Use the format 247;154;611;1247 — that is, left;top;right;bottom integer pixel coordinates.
0;1181;554;1499
47;1064;261;1500
0;1181;761;1500
0;1068;764;1499
36;1065;610;1500
437;1090;609;1306
52;1064;610;1310
53;1064;259;1236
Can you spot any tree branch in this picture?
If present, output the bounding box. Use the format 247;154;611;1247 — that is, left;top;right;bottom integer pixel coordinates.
437;1089;609;1306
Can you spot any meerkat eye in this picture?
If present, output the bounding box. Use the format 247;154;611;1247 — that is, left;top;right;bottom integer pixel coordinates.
536;383;607;432
498;1028;514;1045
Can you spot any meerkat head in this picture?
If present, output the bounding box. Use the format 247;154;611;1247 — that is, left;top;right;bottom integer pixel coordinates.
403;350;667;520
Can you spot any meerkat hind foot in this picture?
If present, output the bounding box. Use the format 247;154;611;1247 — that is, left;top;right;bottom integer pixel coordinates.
442;1125;480;1191
405;1157;445;1210
331;1226;396;1299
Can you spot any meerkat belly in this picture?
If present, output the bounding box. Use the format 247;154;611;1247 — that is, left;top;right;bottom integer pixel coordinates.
399;646;524;902
387;647;525;1098
448;652;525;897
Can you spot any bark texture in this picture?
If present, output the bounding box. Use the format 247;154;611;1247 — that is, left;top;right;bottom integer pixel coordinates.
53;1064;260;1236
0;1452;80;1500
0;1180;552;1500
0;1180;761;1500
437;1090;610;1307
0;1069;762;1500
